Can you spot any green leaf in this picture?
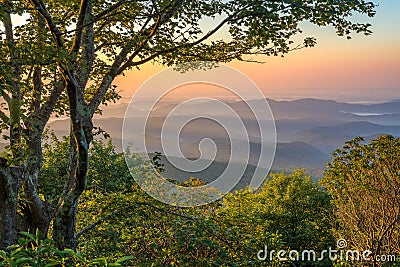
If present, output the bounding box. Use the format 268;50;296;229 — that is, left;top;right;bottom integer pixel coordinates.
116;256;133;263
44;261;62;267
14;257;33;264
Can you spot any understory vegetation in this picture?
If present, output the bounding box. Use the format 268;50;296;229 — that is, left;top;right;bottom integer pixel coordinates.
1;133;398;266
42;133;333;266
1;1;386;266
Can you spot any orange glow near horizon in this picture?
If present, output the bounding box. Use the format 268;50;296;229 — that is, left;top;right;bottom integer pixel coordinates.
114;1;400;103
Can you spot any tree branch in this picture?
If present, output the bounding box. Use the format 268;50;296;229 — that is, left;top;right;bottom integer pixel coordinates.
76;205;132;240
76;201;195;240
30;0;65;49
3;4;22;156
115;11;161;76
38;80;65;123
61;0;138;36
30;13;46;115
122;4;251;69
70;0;92;54
93;0;130;21
124;3;295;69
75;1;95;89
88;0;184;115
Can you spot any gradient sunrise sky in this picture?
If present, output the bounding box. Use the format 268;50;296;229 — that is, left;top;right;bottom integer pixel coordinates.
115;0;400;103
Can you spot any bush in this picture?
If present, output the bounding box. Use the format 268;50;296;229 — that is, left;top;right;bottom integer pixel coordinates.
0;231;132;267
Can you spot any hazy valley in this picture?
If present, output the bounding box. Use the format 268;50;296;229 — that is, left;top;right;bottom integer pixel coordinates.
43;98;400;182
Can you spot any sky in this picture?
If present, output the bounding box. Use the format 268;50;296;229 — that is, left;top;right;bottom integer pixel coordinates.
115;0;400;103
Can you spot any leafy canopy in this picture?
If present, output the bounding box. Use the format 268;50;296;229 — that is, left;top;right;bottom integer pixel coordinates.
1;0;376;121
322;135;400;261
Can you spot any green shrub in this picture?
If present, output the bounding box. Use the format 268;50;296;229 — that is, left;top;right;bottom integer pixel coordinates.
0;231;132;267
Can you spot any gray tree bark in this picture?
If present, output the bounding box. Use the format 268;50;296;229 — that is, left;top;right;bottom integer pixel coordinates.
0;166;22;250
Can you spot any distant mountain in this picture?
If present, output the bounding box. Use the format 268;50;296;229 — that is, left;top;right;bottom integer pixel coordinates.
286;121;400;152
157;140;329;188
340;112;400;126
43;98;399;181
275;118;346;136
269;98;400;114
272;141;330;169
92;97;400;125
264;98;400;123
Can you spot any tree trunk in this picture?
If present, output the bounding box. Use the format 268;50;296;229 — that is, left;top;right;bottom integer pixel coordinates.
0;166;22;250
53;195;79;250
52;0;94;249
53;78;92;249
53;118;92;249
53;135;81;249
22;169;52;237
53;136;90;249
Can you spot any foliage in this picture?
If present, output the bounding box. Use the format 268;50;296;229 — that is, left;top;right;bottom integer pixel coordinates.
0;0;378;249
0;0;378;144
38;130;70;206
39;132;135;205
151;151;166;174
39;136;336;266
218;169;334;266
0;231;132;267
321;135;400;267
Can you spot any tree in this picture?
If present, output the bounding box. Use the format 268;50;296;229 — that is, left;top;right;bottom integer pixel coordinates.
219;169;334;266
1;0;376;249
39;136;245;266
321;135;400;267
40;137;334;266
